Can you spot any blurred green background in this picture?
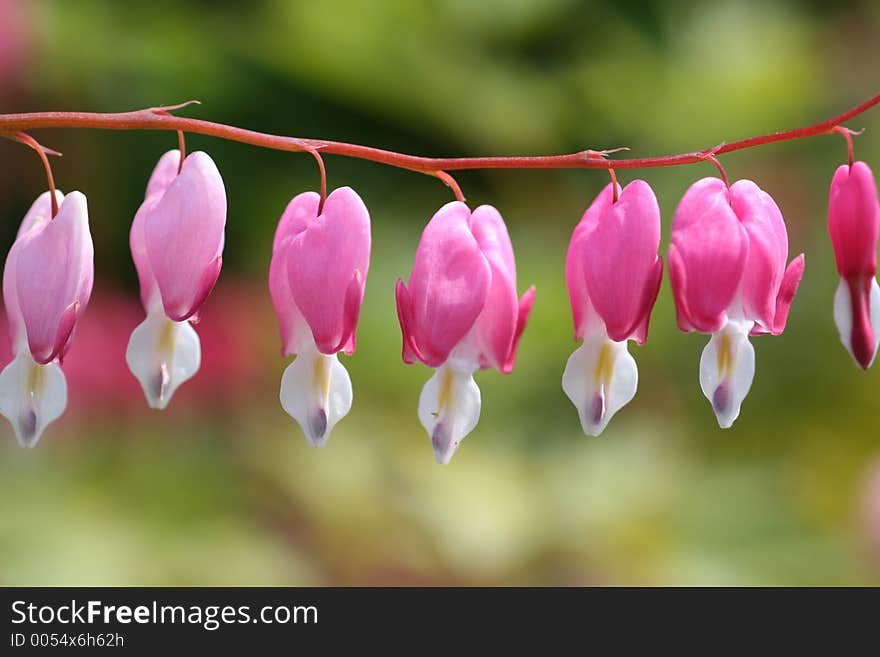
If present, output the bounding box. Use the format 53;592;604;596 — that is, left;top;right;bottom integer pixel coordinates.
2;0;880;586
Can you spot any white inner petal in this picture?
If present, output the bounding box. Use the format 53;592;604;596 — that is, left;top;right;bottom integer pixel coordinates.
699;319;755;429
418;363;481;464
562;333;638;437
280;337;353;447
833;277;880;368
126;311;201;410
0;348;67;447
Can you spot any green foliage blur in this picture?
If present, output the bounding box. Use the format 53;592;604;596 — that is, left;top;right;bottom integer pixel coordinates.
2;0;880;585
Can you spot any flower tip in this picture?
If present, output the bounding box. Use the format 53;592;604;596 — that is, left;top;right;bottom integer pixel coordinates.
711;383;736;429
833;277;880;370
852;339;876;371
0;354;68;448
16;408;39;448
146;362;172;410
307;408;329;447
431;422;457;464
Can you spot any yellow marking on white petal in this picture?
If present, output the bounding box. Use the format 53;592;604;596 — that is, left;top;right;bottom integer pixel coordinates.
716;332;732;377
313;353;332;406
435;367;454;417
157;318;177;359
593;340;614;388
27;360;46;397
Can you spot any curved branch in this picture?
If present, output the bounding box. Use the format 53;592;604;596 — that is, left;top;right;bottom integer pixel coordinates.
0;91;878;175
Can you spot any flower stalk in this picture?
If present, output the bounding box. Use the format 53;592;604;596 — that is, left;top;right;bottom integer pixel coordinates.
1;92;878;183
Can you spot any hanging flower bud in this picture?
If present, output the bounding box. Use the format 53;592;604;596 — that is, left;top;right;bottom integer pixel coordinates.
828;161;880;369
0;190;94;446
395;202;535;464
669;177;804;428
563;181;663;436
269;188;370;447
126;150;226;409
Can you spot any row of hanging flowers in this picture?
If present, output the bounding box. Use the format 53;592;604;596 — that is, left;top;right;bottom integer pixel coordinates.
0;96;878;463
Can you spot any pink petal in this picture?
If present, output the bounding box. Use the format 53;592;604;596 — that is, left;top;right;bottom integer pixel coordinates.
286;187;371;355
53;301;79;364
268;235;306;356
129;196;160;312
0;193;60;345
470;205;516;281
630;257;664;345
828;162;880;278
729;180;789;332
14;192;94;364
394;279;424;364
145;151;226;321
582;179;662;342
273;191;319;253
16;190;63;241
169;255;222;323
566;183;617;339
469;205;520;370
145;150;183;201
501;286;535;374
667;245;694;332
404;202;490;367
334;269;365;355
670;177;748;333
1;243;23;348
268;193;320;356
769;254;805;336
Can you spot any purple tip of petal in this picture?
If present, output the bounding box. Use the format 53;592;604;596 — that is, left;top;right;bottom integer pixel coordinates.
19;406;38;447
712;383;731;416
309;407;328;446
590;390;606;426
431;422;455;464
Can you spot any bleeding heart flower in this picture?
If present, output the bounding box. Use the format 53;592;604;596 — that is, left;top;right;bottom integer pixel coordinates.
126;149;226;409
669;177;804;428
828;161;880;369
269;187;370;447
395;202;535;464
563;181;663;436
0;190;94;446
